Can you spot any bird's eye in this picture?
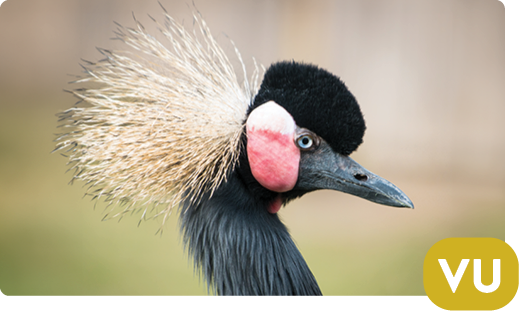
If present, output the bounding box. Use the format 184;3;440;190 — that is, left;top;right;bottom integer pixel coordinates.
297;135;314;150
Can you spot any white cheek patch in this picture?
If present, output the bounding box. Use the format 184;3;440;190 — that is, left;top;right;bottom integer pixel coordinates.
246;101;300;194
246;101;296;134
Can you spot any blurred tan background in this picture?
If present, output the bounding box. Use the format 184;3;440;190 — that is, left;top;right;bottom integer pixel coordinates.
0;0;504;295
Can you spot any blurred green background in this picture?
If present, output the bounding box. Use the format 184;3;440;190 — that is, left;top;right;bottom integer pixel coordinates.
0;0;504;295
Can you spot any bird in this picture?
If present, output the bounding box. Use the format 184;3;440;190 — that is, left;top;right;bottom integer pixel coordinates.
55;7;413;296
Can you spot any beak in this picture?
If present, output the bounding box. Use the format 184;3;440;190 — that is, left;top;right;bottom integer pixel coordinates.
294;142;414;209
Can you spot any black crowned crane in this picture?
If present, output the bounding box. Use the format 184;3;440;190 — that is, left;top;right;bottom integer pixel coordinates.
55;9;413;295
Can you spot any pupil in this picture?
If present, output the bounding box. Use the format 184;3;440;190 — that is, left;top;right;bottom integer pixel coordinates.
302;138;309;145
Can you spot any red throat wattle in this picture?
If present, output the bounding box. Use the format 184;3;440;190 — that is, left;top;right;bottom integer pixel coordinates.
268;195;283;214
246;101;300;213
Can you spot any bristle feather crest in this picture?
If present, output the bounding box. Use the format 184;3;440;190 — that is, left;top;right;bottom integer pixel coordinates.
55;9;259;226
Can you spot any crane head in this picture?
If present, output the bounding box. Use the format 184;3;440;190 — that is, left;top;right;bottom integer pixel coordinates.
245;61;414;213
56;11;412;226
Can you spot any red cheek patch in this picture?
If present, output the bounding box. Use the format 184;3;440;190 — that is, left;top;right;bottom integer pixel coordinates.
247;129;299;192
246;101;300;193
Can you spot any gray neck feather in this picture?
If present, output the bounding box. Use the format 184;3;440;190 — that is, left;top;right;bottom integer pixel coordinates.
180;172;322;295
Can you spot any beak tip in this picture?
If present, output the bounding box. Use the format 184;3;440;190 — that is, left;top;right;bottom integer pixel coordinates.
402;198;414;209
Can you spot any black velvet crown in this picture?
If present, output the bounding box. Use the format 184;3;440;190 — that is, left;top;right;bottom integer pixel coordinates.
250;61;366;156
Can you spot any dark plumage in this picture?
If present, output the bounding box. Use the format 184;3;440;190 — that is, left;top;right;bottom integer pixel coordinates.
251;61;366;155
180;169;321;295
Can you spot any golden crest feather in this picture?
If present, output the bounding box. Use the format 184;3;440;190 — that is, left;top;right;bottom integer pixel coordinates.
55;8;260;226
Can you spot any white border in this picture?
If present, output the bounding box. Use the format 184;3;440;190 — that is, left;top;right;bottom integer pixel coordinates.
0;0;518;312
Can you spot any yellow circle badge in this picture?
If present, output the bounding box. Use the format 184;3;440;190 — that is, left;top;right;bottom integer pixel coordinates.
424;238;518;310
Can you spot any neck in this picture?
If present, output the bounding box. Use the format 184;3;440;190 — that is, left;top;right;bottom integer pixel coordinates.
179;171;321;295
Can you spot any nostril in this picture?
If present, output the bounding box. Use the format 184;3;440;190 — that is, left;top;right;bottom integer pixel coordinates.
354;173;368;182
